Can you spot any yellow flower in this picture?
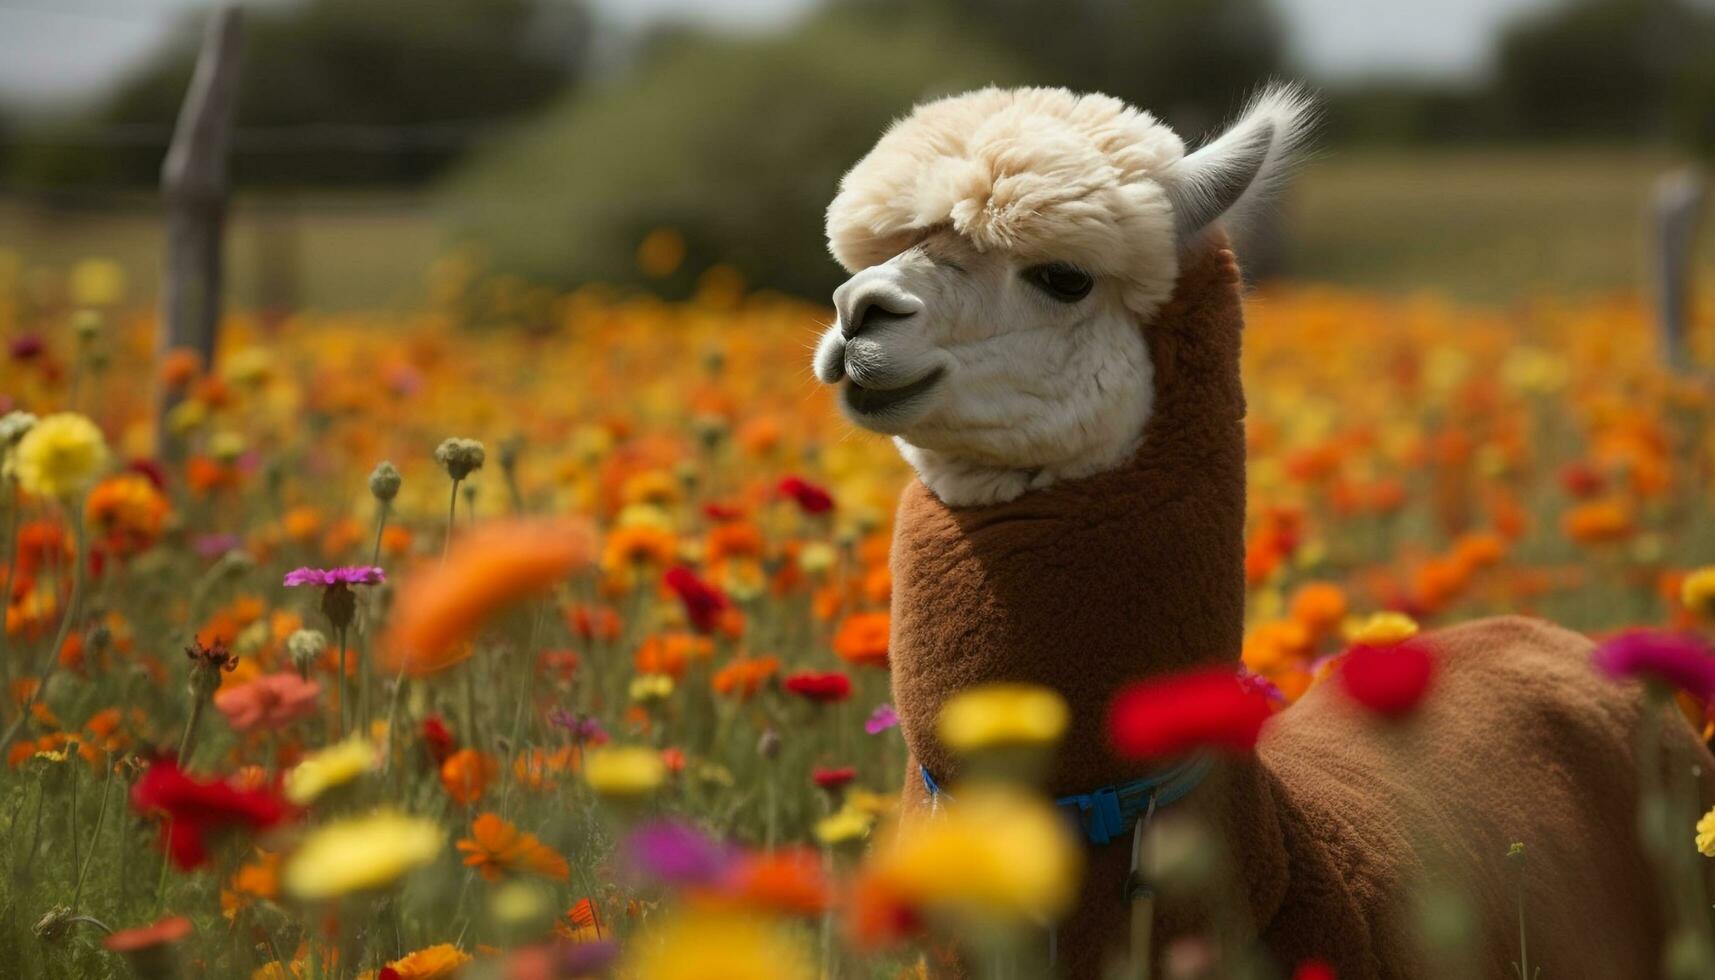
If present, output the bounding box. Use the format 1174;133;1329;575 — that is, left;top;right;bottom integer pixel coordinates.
70;258;126;306
284;738;379;805
283;809;442;900
1697;806;1715;858
381;943;470;980
629;673;674;703
937;683;1069;754
813;804;875;846
620;908;815;980
1346;611;1419;647
863;785;1080;926
1682;567;1715;619
582;746;667;799
15;412;108;499
798;541;837;574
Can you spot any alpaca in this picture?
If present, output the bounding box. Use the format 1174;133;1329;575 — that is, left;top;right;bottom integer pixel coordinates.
814;85;1715;977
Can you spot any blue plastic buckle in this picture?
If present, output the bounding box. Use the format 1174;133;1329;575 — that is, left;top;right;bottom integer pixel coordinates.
1065;787;1128;845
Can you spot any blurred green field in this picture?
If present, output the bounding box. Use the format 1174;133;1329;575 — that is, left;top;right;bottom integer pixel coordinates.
0;148;1709;309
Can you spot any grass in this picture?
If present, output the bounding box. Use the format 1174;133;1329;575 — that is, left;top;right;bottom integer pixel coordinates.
0;147;1710;309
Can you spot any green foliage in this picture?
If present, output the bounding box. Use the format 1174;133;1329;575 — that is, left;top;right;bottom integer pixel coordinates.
1494;0;1715;152
9;0;588;190
438;10;1032;299
857;0;1289;134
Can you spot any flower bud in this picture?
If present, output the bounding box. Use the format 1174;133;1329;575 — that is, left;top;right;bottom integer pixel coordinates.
434;437;486;481
368;461;402;502
287;629;328;674
757;728;781;760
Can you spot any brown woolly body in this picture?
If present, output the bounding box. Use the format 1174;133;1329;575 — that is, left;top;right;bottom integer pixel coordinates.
889;241;1715;977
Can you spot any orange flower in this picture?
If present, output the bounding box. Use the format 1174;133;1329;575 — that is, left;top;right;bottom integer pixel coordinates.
634;633;713;680
385;519;595;676
556;897;604;942
381;943;471;980
457;812;570;882
221;850;281;919
601;525;677;574
512;746;579;792
1451;531;1507;571
85;474;170;548
159;348;204;390
705;522;764;565
440;748;500;806
833;612;891;669
723;847;829;917
1286;583;1346;640
380;524;414;557
713;655;780;700
1563;499;1634;545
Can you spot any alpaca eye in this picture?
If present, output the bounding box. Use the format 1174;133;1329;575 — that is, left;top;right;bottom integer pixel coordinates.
1025;263;1094;303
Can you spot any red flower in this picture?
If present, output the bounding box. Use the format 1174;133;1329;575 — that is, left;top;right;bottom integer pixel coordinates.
129;760;290;869
1109;667;1274;760
1339;640;1436;717
777;476;834;515
784;671;852;704
664;565;731;634
702;502;744;522
422;716;457;765
812;766;857;790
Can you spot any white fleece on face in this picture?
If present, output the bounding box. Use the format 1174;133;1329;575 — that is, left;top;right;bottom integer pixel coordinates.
816;235;1154;506
819;84;1315;505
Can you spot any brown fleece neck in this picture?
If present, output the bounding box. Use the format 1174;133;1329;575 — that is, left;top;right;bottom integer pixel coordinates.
887;237;1288;952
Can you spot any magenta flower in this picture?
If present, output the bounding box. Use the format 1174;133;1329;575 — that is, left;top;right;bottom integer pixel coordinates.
864;702;899;735
1593;630;1715;700
283;566;385;588
624;821;733;887
1238;669;1287;704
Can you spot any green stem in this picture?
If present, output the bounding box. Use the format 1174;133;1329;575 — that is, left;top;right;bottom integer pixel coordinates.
370;501;389;568
336;622;349;739
71;753;114;909
443;478;462;562
177;692;205;768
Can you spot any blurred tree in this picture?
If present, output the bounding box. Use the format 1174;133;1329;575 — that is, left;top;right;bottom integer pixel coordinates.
8;0;588;189
1495;0;1715;151
441;9;1031;300
847;0;1289;134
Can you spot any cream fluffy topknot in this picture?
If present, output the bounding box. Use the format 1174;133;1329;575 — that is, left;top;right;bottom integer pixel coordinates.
825;87;1188;318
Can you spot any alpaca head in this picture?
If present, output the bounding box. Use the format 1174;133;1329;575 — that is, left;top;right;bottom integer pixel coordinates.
815;85;1314;506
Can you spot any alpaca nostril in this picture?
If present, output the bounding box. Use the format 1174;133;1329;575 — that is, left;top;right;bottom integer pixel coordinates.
840;291;916;340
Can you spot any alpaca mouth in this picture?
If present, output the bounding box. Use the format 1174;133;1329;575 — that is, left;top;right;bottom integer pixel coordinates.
842;368;944;419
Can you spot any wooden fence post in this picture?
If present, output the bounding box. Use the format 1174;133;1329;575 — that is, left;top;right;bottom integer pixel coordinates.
158;5;244;451
1651;168;1706;372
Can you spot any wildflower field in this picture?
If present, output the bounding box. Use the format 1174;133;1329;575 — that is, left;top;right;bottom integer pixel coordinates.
3;251;1715;979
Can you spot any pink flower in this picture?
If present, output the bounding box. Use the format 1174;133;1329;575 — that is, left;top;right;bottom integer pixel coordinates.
283;565;385;587
213;672;322;732
864;702;899;734
1593;630;1715;700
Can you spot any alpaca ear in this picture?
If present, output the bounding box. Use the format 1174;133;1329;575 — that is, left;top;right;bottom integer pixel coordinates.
1163;83;1316;245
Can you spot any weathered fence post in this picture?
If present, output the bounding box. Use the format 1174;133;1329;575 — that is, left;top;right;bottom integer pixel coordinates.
158;5;243;451
1651;168;1706;372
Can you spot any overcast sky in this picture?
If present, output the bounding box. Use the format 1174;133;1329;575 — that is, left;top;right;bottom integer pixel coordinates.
0;0;1564;109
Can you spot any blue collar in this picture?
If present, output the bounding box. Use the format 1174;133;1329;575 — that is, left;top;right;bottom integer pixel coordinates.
919;755;1214;846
